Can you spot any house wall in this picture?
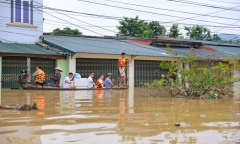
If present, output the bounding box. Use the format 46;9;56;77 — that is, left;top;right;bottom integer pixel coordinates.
56;58;69;86
1;56;56;88
68;56;76;75
0;0;43;43
72;53;176;87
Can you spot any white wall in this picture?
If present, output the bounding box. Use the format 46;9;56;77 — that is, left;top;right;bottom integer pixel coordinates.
0;0;43;43
68;56;76;74
233;67;240;98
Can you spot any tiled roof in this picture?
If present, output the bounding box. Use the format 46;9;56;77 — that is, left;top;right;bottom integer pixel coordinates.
43;35;181;57
0;42;59;55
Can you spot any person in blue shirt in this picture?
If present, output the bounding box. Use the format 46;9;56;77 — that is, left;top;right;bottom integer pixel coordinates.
105;73;115;88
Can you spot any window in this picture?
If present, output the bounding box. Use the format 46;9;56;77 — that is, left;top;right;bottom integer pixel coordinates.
15;0;21;22
11;0;33;24
23;1;29;23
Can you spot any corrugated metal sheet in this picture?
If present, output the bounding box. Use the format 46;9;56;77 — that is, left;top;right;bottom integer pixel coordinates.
43;35;181;57
0;43;59;55
168;47;235;59
170;37;240;47
210;45;240;56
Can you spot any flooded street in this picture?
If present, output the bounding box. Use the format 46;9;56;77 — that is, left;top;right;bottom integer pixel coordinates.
0;88;240;144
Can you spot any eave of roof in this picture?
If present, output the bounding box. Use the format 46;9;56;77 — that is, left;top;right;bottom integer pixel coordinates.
0;43;60;55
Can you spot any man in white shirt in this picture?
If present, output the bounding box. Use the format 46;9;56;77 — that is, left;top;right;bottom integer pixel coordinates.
87;72;96;88
62;72;75;88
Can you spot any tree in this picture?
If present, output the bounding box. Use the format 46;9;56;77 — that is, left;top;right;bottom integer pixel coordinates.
148;21;166;37
52;27;82;35
212;34;222;42
168;24;182;38
184;25;212;40
144;45;240;98
117;16;151;38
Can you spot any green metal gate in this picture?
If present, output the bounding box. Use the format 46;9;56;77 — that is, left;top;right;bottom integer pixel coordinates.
134;60;168;86
76;58;125;82
30;58;55;84
2;56;27;88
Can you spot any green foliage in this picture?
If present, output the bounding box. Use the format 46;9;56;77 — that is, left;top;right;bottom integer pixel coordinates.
145;46;240;97
117;16;151;38
117;16;167;38
184;25;212;40
116;16;238;45
168;24;182;38
148;21;167;37
52;27;82;35
212;34;221;42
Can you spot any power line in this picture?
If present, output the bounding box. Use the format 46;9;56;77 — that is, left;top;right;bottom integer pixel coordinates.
1;1;239;38
2;1;240;28
165;0;240;11
31;2;105;35
230;35;240;41
0;30;41;37
43;6;117;33
213;19;240;33
165;4;240;23
77;0;240;26
96;0;240;21
207;0;240;5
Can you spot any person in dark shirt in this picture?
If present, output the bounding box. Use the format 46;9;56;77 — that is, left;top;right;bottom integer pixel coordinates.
49;67;63;87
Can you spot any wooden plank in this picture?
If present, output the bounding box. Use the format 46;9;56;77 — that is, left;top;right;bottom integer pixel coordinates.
21;84;128;91
22;87;128;90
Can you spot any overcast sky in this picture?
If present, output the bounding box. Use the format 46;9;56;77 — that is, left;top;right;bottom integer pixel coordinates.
43;0;240;38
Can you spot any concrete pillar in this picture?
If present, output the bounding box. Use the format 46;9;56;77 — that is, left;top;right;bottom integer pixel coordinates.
177;63;183;80
233;67;240;98
184;63;189;88
27;57;31;82
68;56;76;74
127;59;134;87
0;56;2;104
56;58;69;86
128;87;134;114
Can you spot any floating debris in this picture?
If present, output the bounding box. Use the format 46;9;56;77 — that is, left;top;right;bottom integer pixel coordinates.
175;124;180;126
0;102;38;111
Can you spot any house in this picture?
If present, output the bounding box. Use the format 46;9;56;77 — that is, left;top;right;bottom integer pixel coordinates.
0;0;67;88
40;34;240;88
0;0;43;43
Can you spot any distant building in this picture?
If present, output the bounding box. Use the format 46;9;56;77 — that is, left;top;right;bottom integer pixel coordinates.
218;34;240;41
0;0;65;88
0;0;43;43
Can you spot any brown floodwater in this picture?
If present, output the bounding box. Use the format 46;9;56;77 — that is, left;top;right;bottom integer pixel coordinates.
0;88;239;144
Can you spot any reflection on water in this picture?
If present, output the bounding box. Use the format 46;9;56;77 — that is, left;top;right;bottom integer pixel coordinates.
0;88;240;144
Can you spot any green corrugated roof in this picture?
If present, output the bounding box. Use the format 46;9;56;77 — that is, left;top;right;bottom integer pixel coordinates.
0;43;59;55
211;45;240;56
171;37;240;47
43;35;181;57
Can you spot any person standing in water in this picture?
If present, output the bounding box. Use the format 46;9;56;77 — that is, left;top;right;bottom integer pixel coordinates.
118;52;134;86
